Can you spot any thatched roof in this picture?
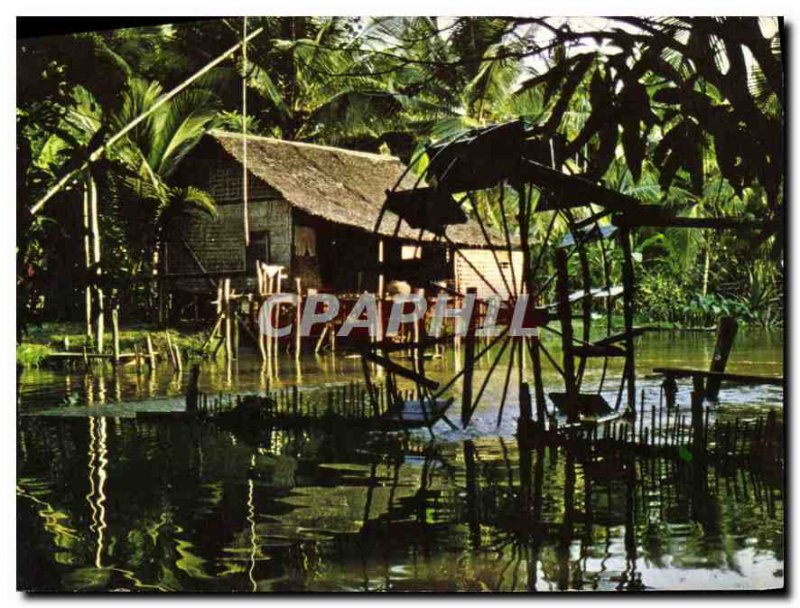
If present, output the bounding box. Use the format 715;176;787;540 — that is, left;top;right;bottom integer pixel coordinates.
208;130;493;247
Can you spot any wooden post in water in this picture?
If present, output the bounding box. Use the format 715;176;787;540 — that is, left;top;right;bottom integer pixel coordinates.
186;364;200;413
173;344;183;373
691;388;705;457
705;316;738;401
274;269;283;357
555;250;578;422
463;440;481;548
89;177;104;353
82;180;93;341
164;330;177;371
295;278;302;359
461;287;477;428
145;334;156;371
223;278;232;362
111;306;120;365
519;382;532;424
618;226;636;414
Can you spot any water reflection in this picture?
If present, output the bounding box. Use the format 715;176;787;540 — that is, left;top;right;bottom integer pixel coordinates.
17;415;783;591
17;331;783;592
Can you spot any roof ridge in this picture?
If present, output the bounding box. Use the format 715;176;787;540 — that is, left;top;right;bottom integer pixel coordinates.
208;129;399;162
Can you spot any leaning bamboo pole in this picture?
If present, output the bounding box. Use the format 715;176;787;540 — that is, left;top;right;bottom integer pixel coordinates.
29;27;265;216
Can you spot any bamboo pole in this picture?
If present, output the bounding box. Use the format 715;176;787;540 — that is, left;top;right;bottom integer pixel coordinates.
241;16;250;247
89;177;104;353
173;344;183;373
264;267;272;365
111;307;120;365
619;226;637;414
223;278;232;362
164;330;177;371
82;181;92;340
376;239;384;342
29;27;266;216
145;334;156;371
274;270;283;357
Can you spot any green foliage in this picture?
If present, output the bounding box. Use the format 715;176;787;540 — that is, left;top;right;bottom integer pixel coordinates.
16;343;53;367
16;17;784;333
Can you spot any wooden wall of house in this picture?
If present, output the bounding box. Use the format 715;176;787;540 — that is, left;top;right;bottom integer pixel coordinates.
454;249;524;300
166;156;292;293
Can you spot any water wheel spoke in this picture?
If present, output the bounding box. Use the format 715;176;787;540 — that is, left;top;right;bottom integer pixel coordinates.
465;191;516;300
431;326;509;401
496;338;518;427
468;336;512;424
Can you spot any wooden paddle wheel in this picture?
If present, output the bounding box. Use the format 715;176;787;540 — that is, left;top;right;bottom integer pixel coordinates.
361;120;651;431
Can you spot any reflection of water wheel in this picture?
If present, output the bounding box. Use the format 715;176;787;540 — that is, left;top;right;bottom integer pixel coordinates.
364;120;638;430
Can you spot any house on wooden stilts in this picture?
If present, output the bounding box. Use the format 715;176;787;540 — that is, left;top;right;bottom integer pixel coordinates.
163;131;521;317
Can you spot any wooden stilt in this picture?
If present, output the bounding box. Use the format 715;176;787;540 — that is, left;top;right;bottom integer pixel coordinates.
555;249;578;422
89;177;104;353
706;316;738;400
461;287;477;428
223;278;232;362
274;270;283;356
295;278;302;358
111;307;120;365
619;226;636;413
519;381;532;423
173;344;183;373
377;239;384;342
82;181;93;341
186;365;200;413
145;334;156;371
164;330;177;371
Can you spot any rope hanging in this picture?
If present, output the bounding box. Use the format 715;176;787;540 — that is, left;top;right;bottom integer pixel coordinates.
242;16;250;246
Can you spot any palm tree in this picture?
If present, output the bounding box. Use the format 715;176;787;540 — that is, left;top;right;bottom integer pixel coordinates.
110;77;219;280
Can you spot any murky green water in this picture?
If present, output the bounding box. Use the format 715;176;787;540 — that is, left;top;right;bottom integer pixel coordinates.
17;331;784;591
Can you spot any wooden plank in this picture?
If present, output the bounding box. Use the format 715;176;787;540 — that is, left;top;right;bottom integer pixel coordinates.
652;367;783;386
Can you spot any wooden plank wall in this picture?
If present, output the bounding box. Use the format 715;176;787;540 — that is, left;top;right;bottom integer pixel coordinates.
454;249;524;300
166;162;292;292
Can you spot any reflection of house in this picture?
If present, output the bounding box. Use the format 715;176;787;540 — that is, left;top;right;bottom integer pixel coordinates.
165;130;521;302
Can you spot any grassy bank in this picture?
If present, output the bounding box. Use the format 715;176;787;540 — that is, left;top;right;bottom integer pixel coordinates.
17;322;210;368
